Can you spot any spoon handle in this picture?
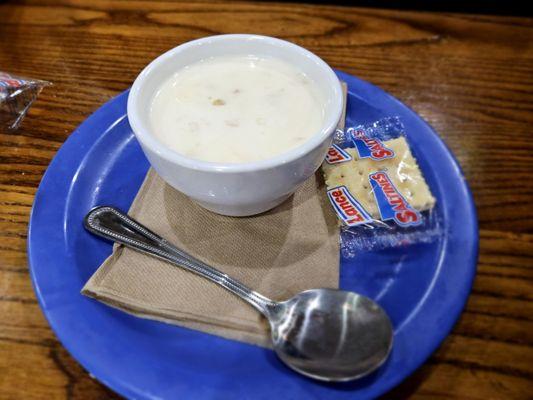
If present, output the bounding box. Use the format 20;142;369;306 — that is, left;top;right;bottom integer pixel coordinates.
84;206;275;315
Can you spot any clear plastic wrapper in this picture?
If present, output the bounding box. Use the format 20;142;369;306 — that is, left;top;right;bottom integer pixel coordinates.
322;117;441;256
0;72;50;131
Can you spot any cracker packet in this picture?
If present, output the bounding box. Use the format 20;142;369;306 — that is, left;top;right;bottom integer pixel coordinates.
322;117;441;256
0;72;50;131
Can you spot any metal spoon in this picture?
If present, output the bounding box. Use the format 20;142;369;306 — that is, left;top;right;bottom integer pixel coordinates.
84;206;393;382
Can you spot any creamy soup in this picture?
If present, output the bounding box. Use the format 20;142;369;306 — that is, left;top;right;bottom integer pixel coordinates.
149;55;325;163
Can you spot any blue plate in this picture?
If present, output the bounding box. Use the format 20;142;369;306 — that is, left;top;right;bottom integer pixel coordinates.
28;71;478;399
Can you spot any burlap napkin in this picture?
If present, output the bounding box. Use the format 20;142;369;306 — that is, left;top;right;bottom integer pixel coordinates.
82;169;340;347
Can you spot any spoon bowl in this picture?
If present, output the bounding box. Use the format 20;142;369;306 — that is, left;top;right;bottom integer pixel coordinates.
269;288;393;381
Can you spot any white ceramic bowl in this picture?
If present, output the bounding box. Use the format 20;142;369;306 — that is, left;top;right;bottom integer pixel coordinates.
128;34;343;216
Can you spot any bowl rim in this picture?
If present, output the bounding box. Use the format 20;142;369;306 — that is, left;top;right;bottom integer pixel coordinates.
127;34;343;173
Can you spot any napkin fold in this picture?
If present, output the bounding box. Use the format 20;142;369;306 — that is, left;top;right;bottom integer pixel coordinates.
82;169;340;347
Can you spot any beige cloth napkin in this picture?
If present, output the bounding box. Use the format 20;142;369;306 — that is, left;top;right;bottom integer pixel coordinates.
82;169;340;347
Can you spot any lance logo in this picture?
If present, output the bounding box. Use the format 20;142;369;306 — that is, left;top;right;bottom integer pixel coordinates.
327;186;372;227
325;144;352;164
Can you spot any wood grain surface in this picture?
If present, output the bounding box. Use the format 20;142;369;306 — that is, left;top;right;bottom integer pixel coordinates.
0;0;532;398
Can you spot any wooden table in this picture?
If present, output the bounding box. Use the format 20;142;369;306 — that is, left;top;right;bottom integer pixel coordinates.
1;1;532;398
